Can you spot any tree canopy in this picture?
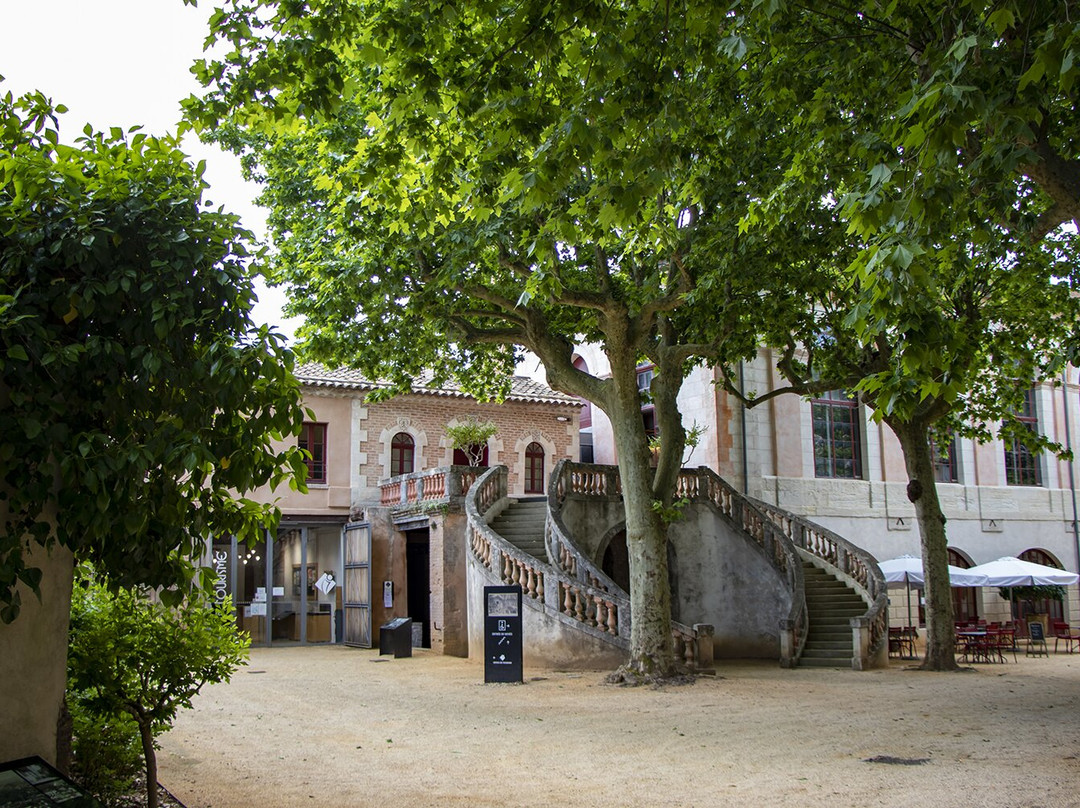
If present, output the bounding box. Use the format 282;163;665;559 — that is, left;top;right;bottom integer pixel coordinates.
186;0;1079;674
0;89;308;622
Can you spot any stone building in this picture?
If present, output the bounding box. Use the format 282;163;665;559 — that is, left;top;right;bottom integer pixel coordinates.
570;345;1080;631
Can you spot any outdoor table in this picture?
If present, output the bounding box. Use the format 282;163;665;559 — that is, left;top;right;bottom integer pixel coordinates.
957;631;1004;663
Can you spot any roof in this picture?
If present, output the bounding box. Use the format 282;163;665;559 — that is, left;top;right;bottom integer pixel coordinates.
294;363;580;407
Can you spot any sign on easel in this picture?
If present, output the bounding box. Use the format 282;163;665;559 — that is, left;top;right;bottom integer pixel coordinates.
484;585;522;683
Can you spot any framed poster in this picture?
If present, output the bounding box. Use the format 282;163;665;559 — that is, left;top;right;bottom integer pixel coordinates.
293;564;318;597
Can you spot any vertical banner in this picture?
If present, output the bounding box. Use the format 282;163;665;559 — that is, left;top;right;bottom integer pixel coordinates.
211;543;232;609
484;585;523;683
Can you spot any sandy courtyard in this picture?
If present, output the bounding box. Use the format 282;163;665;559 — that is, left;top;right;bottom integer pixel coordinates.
157;646;1080;808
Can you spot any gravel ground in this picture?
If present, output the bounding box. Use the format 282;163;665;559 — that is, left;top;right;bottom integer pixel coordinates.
157;645;1080;808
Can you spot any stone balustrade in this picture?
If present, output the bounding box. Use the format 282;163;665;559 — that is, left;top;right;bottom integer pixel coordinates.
378;465;479;510
467;464;716;672
751;496;889;669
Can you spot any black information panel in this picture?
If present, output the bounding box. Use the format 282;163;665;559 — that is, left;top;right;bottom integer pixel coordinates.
484;585;522;683
0;756;101;807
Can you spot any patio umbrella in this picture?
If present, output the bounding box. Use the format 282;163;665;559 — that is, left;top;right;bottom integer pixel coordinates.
879;555;989;627
965;556;1079;587
965;556;1078;627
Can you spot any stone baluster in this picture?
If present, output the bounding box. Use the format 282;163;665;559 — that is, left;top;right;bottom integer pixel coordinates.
526;567;536;598
606;602;618;635
563;583;574;617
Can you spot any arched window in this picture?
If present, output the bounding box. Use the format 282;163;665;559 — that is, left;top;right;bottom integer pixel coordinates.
1018;549;1065;624
525;442;545;494
391;432;415;477
948;549;978;624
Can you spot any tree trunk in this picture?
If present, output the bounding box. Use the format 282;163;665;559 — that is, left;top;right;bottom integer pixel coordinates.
889;418;959;671
607;363;676;679
138;719;159;808
0;537;75;765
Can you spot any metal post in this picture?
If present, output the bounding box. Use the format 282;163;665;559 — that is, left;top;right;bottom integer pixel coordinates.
299;526;309;644
264;528;273;646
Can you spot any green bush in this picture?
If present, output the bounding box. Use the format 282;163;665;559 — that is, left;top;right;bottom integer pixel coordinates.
68;569;249;808
67;695;142;806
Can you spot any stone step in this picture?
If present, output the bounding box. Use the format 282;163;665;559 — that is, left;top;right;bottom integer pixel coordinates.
801;645;853;657
798;656;853;668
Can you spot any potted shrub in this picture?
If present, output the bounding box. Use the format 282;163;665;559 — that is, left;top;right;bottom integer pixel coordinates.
998;584;1065;634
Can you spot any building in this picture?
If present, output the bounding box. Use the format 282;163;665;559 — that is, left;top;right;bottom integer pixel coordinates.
211;364;580;653
570;345;1080;630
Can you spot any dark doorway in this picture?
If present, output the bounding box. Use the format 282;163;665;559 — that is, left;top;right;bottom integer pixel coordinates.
405;529;431;648
602;529;630;592
601;528;680;621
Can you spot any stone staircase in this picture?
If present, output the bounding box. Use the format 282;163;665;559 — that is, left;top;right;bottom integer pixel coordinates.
488;498;548;561
799;561;867;668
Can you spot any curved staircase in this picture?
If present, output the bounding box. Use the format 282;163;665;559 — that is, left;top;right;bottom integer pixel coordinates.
799;562;870;667
464;462;888;670
488;498;547;559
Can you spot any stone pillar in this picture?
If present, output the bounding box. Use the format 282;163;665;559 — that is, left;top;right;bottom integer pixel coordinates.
693;623;716;673
0;540;74;765
851;616;870;671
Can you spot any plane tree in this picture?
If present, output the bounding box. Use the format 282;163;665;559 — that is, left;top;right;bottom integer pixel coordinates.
185;0;871;679
0;90;307;762
714;0;1080;669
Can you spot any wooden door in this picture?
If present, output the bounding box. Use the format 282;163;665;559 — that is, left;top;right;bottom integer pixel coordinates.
343;522;372;647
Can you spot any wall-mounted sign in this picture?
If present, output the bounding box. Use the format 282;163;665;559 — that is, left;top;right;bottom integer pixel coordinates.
484;585;522;684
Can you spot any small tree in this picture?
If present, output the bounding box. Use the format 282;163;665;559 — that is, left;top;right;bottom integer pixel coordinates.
445;420;497;467
67;572;249;808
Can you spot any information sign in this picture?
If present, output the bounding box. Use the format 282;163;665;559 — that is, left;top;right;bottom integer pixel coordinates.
484;585;522;683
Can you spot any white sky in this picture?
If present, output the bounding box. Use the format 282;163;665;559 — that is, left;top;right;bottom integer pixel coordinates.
0;0;300;339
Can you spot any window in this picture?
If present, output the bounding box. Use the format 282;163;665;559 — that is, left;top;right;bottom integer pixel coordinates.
391;432;415;477
638;364;657;437
579;431;594;464
932;433;959;483
1017;549;1065;624
525;442;545;494
1004;389;1041;486
453;444;489;467
811;390;862;478
299;422;327;483
573;356;593;429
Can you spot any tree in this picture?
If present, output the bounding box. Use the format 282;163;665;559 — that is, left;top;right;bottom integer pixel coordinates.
0;89;307;762
186;0;805;680
445;420;497;467
68;570;249;808
716;0;1080;670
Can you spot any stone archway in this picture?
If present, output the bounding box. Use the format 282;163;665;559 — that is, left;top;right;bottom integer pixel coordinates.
598;525;679;621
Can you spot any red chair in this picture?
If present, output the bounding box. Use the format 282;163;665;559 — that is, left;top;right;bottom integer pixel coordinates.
1053;622;1080;654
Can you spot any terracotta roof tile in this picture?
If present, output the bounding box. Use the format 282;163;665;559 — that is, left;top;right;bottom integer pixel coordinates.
294;363;579;406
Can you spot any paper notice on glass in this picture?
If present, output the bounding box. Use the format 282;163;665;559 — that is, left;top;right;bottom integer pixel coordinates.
247;602;267;617
315;572;336;594
254;587;267;602
272;586;285;597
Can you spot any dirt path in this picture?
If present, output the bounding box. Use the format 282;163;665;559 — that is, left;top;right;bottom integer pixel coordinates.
157;646;1080;808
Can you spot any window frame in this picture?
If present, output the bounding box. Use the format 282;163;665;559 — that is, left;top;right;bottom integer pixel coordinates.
525;442;545;494
931;433;959;484
390;432;415;478
299;422;328;484
810;390;863;479
1004;389;1042;487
